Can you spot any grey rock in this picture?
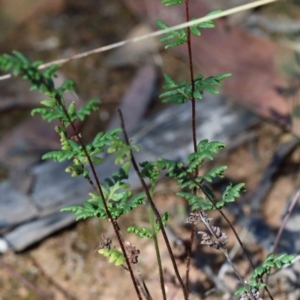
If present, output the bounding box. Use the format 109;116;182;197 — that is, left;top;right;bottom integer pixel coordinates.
4;212;76;252
0;181;38;231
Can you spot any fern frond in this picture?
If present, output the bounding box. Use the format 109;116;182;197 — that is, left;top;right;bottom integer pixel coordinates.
203;165;227;182
235;253;295;296
77;98;101;121
159;74;189;103
31;107;66;122
221;183;245;203
156;20;187;49
202;73;232;94
161;0;184;6
155;212;171;232
61;192;146;220
190;10;222;36
187;139;225;172
42;150;75;162
98;248;126;266
127;226;153;238
177;192;213;211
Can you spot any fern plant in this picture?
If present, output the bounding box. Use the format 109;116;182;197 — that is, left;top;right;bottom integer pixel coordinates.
0;51;145;299
0;0;295;299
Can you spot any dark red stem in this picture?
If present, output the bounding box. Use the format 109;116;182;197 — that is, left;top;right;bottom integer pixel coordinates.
41;78;143;300
118;109;188;300
185;0;197;296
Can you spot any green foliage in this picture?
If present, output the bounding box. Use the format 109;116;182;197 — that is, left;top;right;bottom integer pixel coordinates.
2;2;294;297
98;248;125;266
0;51;42;76
62;163;146;220
177;192;213;211
42;127;132;177
140;158;183;184
140;161;161;184
156;20;187;49
42;120;135;174
155;212;171;231
55;78;75;96
105;135;139;165
190;10;222;35
221;183;245;204
157;10;221;49
61;191;146;220
42;149;74;162
201;165;227;183
159;73;231;104
127;226;153;238
159;74;189;103
31;106;67;123
90;128;138;165
0;52;146;272
160;0;183;6
235;253;295;296
65;163;89;178
252;253;294;280
63;163;136;218
201;73;232;94
0;52;101;127
177;174;202;189
76;98;102;121
144;158;193;189
0;51;98;136
31;96;100;125
127;212;170;239
177;182;245;210
141;156;227;192
0;52;61;96
0;52;115;180
187;140;225;172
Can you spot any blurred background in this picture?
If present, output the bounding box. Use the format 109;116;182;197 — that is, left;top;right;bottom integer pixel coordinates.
1;0;300;299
